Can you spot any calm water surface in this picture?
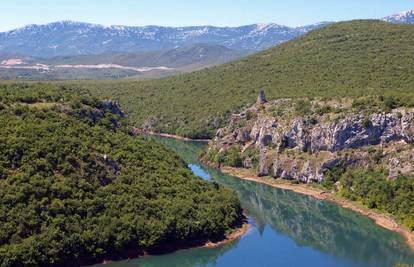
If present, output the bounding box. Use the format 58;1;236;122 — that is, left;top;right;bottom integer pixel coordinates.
95;137;414;267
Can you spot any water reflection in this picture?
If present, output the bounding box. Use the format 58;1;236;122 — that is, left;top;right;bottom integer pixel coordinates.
94;242;237;267
208;166;413;266
98;137;414;267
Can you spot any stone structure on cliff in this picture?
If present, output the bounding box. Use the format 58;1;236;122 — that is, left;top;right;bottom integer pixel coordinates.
257;90;267;105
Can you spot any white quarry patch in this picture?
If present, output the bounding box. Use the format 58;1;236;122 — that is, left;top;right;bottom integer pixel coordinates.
54;64;173;73
0;64;50;71
0;59;50;70
36;63;49;69
1;58;25;65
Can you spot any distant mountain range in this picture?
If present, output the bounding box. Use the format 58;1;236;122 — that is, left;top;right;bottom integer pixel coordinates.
0;21;330;57
0;9;412;80
383;9;414;24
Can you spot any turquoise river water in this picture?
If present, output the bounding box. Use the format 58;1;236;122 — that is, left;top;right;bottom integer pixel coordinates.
94;137;414;267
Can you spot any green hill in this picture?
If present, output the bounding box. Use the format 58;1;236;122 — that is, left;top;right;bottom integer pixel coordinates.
56;20;414;137
0;84;243;266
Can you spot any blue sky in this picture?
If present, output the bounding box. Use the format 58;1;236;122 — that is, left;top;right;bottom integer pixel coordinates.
1;0;413;31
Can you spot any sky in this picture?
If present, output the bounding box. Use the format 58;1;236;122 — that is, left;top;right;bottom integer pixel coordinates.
0;0;413;31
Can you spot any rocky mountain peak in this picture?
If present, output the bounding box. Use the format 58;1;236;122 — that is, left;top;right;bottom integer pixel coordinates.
0;21;329;57
383;9;414;24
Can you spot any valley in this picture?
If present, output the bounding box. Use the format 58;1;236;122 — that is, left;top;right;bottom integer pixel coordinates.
64;20;414;139
1;4;414;267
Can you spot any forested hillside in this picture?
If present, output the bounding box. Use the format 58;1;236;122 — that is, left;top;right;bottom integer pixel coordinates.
66;20;414;138
0;84;243;266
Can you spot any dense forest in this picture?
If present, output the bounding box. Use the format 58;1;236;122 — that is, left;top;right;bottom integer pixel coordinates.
59;20;414;138
0;84;243;266
324;168;414;231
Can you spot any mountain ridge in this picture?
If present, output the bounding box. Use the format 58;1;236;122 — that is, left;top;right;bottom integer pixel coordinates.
0;20;332;57
383;9;414;24
1;8;414;58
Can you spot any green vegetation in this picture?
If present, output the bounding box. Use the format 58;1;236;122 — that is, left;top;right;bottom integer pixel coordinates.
323;168;414;231
351;94;412;114
204;146;244;168
53;20;414;138
0;84;243;266
294;99;312;116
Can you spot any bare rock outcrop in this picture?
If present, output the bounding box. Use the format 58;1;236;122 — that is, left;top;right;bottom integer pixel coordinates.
257;148;269;177
100;100;126;118
207;98;414;182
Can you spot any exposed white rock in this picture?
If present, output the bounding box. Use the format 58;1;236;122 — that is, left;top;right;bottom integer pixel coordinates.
210;99;414;182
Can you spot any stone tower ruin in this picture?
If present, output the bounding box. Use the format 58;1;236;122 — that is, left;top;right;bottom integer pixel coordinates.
257;89;267;105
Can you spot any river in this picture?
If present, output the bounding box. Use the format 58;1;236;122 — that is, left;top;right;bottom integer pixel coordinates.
94;137;414;267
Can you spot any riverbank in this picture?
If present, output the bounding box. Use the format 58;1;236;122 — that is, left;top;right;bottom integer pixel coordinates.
221;166;414;253
204;222;251;248
96;222;250;266
147;132;210;142
146;134;414;252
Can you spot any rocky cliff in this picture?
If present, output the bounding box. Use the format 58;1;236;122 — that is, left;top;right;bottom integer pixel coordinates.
204;97;414;182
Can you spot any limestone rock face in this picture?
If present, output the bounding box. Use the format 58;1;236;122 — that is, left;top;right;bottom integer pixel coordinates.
244;157;253;168
257;148;269;177
238;110;414;153
310;112;414;152
387;148;414;179
268;152;370;183
210;99;414;181
100;100;126;118
77;99;126;124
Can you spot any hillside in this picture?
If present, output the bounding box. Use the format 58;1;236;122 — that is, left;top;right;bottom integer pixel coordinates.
61;20;414;139
0;84;243;266
0;44;251;80
202;96;414;229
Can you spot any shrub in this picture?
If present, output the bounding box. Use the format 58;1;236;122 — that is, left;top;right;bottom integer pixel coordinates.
295;100;312;116
361;117;372;128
